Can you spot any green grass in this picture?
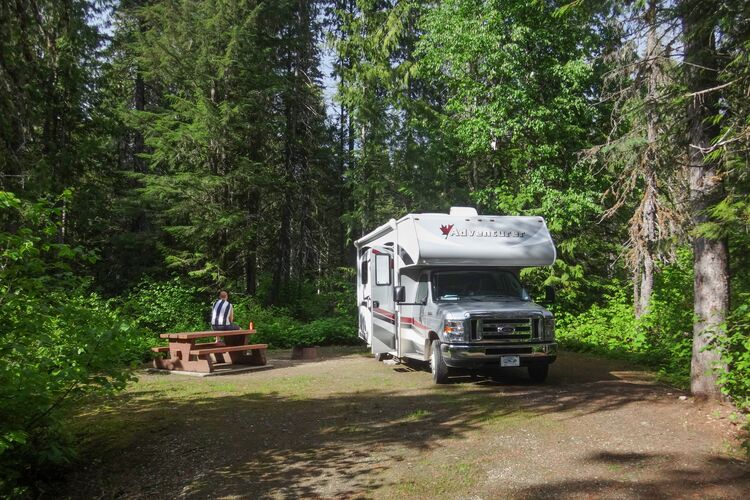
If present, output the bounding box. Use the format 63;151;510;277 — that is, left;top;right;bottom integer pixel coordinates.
394;460;481;496
403;409;433;422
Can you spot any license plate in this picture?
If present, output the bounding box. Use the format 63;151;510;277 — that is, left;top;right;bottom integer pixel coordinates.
501;355;520;367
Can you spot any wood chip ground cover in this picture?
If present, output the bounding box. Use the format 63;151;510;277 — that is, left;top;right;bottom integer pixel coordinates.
60;348;750;499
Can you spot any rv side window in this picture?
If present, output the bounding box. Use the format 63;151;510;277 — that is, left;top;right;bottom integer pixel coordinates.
360;259;368;285
375;254;391;285
416;273;429;303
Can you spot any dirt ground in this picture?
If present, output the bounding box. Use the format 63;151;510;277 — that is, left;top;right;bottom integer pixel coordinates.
59;348;750;499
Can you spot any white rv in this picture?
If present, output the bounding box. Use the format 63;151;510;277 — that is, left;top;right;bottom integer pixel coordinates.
355;207;558;384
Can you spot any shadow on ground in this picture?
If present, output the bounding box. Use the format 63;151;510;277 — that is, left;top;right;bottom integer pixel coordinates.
515;452;750;498
58;351;749;499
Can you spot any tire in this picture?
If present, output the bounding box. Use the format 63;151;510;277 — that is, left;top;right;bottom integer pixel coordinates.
431;341;450;384
528;363;549;383
374;352;391;362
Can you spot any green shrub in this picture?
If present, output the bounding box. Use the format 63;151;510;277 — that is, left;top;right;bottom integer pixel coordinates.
289;317;359;347
122;277;206;334
233;297;300;348
247;313;358;349
251;269;356;321
231;292;358;348
556;251;694;386
314;267;358;319
118;282;359;351
717;297;750;412
555;286;640;354
0;192;138;495
714;296;750;452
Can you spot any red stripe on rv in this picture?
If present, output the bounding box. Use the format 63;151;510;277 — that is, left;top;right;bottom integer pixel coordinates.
399;316;430;331
373;309;429;331
373;307;395;319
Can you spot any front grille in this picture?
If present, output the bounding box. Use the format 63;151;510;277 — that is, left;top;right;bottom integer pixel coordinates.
471;318;538;341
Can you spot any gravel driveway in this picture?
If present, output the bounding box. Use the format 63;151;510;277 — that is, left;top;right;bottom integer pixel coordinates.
61;348;750;499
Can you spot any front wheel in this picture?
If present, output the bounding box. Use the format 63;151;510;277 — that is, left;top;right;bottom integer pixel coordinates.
528;363;549;383
431;341;450;384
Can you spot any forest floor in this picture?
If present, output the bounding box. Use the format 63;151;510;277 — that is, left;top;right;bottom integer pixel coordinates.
59;347;750;499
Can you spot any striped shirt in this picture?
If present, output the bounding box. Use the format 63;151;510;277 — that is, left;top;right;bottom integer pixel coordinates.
211;299;233;326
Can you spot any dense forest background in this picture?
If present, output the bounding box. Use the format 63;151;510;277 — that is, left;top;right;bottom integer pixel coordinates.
2;0;750;493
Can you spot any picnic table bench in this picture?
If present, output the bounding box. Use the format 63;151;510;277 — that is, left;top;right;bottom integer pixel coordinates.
151;329;267;373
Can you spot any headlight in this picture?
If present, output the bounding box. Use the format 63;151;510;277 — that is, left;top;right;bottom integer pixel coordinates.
444;320;465;341
544;317;555;340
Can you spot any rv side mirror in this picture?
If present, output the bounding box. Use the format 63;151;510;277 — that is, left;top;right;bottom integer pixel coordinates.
393;286;406;303
544;286;556;304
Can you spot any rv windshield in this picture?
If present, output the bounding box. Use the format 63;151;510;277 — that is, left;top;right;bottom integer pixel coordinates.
432;270;527;301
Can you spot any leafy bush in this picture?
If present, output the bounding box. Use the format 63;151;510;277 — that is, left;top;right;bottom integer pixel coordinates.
252;268;357;321
556;251;694;385
119;280;359;351
717;297;750;412
0;192;139;495
555;286;641;354
638;251;694;379
313;267;358;319
289;317;359;347
122;277;206;334
232;294;358;348
714;296;750;452
246;315;359;349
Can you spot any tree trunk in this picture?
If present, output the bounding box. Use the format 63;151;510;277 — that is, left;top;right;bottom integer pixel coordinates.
133;71;146;173
635;0;660;318
638;247;655;317
338;75;347;265
245;191;258;295
244;251;257;295
633;266;642;315
270;193;292;305
636;174;658;318
683;0;729;399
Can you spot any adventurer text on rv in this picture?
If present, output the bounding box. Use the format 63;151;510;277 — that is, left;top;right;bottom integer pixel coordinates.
355;207;557;384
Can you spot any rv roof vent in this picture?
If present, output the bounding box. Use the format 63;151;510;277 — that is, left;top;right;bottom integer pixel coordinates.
449;206;478;217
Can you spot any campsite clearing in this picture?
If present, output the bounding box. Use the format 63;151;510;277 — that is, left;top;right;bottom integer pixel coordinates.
61;348;749;499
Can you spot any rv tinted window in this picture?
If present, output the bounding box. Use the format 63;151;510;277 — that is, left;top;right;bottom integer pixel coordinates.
416;274;429;303
375;254;391;285
360;259;368;285
432;269;525;301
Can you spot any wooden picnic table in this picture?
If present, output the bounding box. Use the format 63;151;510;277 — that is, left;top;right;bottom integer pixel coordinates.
151;329;267;373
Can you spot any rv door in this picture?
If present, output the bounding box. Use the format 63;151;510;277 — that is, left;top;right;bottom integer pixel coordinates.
357;251;372;342
367;248;397;354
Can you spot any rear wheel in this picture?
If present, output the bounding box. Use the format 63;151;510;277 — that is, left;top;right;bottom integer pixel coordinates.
431;341;450;384
528;363;549;383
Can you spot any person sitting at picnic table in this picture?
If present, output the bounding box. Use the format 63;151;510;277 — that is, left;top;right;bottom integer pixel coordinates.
211;291;241;331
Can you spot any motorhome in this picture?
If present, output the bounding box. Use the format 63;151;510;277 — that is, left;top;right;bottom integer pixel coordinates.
354;207;558;384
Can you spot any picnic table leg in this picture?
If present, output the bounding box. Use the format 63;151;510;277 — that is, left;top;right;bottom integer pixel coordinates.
248;348;267;366
153;353;170;370
219;334;248;365
168;340;213;373
152;341;184;371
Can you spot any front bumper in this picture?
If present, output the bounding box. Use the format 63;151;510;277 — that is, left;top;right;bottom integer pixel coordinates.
441;342;557;369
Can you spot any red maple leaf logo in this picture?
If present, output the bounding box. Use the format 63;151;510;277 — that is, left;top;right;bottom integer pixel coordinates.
440;224;454;238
